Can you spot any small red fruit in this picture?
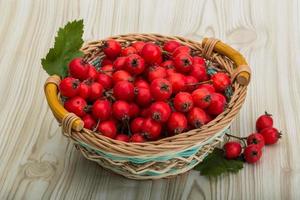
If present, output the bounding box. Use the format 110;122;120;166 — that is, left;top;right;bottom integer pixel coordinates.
59;77;80;98
244;144;262;163
131;41;145;54
260;127;281;145
103;39;122;59
174;92;194;112
115;134;130;142
173;46;191;57
68;58;89;80
150;78;172;101
82;114;96;130
190;64;207;81
167;112;188;134
161;60;175;69
92;99;111;121
142;118;162;140
193;56;205;65
211;72;231;92
223;141;242;159
141;42;162;64
97;73;113;90
207;93;227;116
101;64;114;76
256;112;273;132
156;54;163;64
101;57;113;67
125;54;145;75
113;81;135;101
140;107;151;117
204;114;213;124
197;83;215;93
134;86;152;107
88;82;104;101
87;66;98;81
150;101;171;123
98;120;117;139
112;100;131;120
131;41;146;54
192;88;212;109
64;96;87;117
129;103;140;118
147;66;167;82
130;133;145;143
113;56;127;71
163;40;181;53
174;53;193;73
247;133;265;149
121;46;137;56
167;73;186;94
134;78;150;89
184;75;198;92
78;82;90;99
130;117;144;133
112;70;133;83
187;107;207;128
166;68;177;77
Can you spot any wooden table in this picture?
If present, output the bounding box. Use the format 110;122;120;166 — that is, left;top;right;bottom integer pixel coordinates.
0;0;299;199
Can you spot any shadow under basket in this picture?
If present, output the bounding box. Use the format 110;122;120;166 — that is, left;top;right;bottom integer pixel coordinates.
44;34;251;180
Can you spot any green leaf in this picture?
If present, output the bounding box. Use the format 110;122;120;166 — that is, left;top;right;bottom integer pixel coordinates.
194;148;243;177
41;19;84;77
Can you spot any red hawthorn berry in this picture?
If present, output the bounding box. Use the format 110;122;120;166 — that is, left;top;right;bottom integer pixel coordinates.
103;39;122;59
223;141;242;159
211;72;231;92
247;133;265;149
260;127;281;145
256;112;273;132
244;144;262;163
174;92;194;112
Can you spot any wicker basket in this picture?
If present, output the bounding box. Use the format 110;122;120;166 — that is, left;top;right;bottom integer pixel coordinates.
44;34;251;180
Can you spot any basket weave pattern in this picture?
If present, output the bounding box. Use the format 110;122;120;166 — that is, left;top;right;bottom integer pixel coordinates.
44;34;250;180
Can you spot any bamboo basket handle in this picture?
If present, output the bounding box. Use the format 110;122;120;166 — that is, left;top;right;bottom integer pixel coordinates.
202;38;251;86
44;75;84;131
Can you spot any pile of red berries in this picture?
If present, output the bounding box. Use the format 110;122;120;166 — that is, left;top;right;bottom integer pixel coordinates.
224;112;282;163
59;39;232;142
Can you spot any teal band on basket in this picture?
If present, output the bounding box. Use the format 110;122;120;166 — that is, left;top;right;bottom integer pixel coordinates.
95;146;213;177
77;126;230;164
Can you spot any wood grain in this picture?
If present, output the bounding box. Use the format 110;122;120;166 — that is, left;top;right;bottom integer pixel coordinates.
0;0;299;199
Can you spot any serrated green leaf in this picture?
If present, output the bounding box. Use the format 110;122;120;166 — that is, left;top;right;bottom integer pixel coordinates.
194;148;244;177
41;19;84;77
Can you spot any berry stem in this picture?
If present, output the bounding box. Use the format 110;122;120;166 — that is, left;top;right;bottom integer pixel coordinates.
93;119;101;132
265;111;272;116
104;90;116;102
121;117;131;136
225;133;247;140
162;50;171;55
125;119;132;136
99;69;114;73
186;80;212;86
225;133;247;147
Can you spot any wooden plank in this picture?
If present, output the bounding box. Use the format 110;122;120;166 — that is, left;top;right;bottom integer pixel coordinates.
0;0;299;199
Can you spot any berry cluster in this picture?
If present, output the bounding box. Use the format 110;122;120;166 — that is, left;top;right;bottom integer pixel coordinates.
59;39;232;142
224;112;281;163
